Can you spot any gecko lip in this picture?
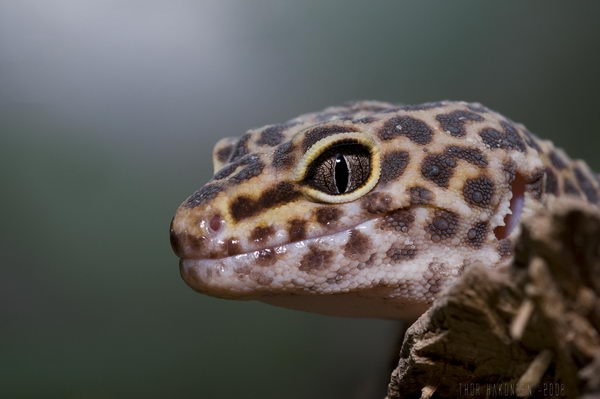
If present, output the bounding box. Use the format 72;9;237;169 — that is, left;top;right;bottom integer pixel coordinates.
178;200;513;300
179;217;380;299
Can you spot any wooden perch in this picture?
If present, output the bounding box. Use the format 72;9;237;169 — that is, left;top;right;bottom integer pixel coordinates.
386;208;600;399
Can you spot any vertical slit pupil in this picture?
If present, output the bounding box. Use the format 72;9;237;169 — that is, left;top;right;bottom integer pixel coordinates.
335;154;349;193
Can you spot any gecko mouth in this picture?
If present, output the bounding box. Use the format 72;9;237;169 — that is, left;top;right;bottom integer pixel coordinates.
179;216;381;298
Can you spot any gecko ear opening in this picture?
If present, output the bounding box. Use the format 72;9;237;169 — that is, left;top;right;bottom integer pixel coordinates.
494;172;526;240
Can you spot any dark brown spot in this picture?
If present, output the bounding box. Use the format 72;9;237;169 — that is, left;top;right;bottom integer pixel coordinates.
235;265;251;276
427;210;459;242
224;238;242;256
421;153;457;188
230;182;301;221
357;254;377;270
502;161;517;185
526;169;545;200
316;207;341;226
523;129;542;152
344;230;371;258
229;157;265;184
381;209;414;233
386;244;417;261
378;116;433;145
256;123;295;147
272;141;296;170
479;122;526;152
549;151;567;169
463;176;494;207
574;167;599;204
250;226;275;243
170;230;207;258
425;262;447;296
302;125;358;151
216;145;233;163
255;249;277;267
288;219;307;242
362;192;393;214
444;145;488;167
299;245;333;272
213;163;238;180
466;222;488;248
361;253;377;268
544;167;559;196
564;178;581;196
436;110;483;137
498;239;513;258
185;183;225;208
214;154;264;183
427;278;445;298
409;186;434;205
380;151;409;184
229;134;251;162
253;272;274;285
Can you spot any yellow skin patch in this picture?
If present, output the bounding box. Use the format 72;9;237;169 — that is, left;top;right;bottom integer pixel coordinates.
170;100;600;319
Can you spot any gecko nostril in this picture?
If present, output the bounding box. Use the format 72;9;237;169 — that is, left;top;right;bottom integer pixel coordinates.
208;215;224;233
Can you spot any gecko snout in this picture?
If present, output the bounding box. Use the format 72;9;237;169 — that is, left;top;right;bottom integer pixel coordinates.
169;211;226;259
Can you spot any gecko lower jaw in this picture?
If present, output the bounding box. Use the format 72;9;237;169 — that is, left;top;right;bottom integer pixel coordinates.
178;217;380;299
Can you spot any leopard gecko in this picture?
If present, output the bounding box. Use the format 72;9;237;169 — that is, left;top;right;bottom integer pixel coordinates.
170;101;599;319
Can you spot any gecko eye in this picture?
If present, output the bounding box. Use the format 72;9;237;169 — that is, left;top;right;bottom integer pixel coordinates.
304;142;371;195
296;133;381;203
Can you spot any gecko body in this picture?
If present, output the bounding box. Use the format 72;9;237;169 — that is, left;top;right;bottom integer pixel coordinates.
170;101;600;319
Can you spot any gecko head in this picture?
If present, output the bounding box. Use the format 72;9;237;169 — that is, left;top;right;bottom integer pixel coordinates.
170;101;537;319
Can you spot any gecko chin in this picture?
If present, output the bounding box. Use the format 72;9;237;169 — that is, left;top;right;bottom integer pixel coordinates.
180;245;430;319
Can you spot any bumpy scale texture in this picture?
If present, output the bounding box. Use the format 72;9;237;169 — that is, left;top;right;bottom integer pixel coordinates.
170;101;600;319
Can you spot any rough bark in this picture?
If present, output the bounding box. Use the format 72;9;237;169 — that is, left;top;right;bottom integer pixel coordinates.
386;208;600;399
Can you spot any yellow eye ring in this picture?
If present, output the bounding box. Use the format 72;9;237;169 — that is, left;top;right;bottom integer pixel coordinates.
294;133;381;203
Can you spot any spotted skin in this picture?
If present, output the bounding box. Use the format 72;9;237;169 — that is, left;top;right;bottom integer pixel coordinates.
170;100;600;319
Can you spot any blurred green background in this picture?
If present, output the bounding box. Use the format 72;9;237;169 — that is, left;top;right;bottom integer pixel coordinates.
1;1;599;398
